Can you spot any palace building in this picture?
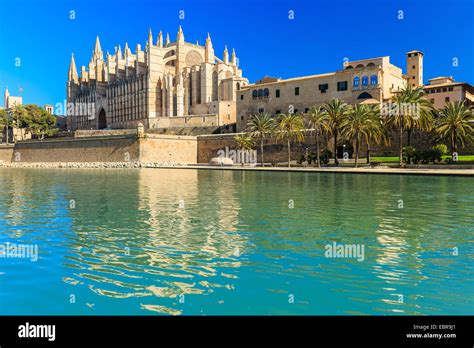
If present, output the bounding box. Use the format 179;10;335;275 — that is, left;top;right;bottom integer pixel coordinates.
236;50;473;132
236;53;413;131
67;27;248;130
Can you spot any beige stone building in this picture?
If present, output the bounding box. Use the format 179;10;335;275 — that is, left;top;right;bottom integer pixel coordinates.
3;87;22;109
236;50;473;131
236;53;411;131
67;27;248;131
424;76;474;109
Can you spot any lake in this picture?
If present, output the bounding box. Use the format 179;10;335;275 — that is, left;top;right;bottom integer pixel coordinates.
0;168;472;315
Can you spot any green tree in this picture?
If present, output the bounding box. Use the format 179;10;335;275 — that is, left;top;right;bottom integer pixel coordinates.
434;101;473;158
340;104;382;168
25;105;58;140
307;106;330;167
234;133;255;165
323;99;350;166
10;104;29;141
388;84;433;167
277;113;305;167
246;113;275;167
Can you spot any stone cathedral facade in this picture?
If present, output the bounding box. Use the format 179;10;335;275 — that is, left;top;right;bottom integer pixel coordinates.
66;27;248;130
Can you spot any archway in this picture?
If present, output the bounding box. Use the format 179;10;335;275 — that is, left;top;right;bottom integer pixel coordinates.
357;92;373;100
98;109;107;129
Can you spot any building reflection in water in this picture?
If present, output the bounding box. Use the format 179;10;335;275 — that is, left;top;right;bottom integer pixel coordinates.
61;168;247;314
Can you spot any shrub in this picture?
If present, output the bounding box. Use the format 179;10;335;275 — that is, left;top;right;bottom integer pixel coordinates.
432;144;448;156
403;146;417;164
412;149;443;164
320;149;332;165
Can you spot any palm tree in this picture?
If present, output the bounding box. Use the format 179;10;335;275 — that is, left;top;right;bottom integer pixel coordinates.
234;133;255;166
366;104;387;164
307;106;330;167
277;113;305;167
323;99;350;166
434;101;473;158
246;113;275;167
389;84;433;167
340;104;382;167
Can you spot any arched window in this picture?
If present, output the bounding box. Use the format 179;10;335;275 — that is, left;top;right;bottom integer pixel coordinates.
366;62;376;67
252;90;258;99
236;83;241;91
370;75;378;85
258;89;264;98
362;76;369;86
357;92;373;100
345;65;354;70
263;88;269;97
356;64;364;69
353;77;360;87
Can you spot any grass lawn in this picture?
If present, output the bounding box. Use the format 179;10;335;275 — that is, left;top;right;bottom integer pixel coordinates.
367;155;474;164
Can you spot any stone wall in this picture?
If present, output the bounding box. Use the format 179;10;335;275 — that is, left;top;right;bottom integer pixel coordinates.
140;135;197;164
74;129;137;138
11;136;140;163
0;146;14;162
149;114;219;129
196;133;332;164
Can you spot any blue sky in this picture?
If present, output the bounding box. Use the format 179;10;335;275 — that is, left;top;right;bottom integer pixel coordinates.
0;0;472;108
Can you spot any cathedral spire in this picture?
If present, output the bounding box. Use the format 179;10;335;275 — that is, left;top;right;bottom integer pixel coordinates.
148;28;153;43
124;42;131;57
157;31;163;47
68;53;78;81
117;45;123;59
231;48;236;65
205;33;214;63
4;86;9;108
165;32;170;45
177;25;184;44
223;45;229;64
92;35;103;61
205;33;213;49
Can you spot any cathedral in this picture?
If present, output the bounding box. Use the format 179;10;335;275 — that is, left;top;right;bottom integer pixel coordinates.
66;26;248;130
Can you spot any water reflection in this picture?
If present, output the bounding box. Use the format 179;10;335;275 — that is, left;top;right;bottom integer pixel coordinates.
0;169;472;315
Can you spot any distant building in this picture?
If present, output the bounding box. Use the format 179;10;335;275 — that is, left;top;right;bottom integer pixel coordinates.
423;76;474;109
67;27;248;131
44;104;54;114
3;87;22;109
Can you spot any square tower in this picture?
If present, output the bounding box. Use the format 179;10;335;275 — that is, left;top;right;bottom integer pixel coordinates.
406;50;424;87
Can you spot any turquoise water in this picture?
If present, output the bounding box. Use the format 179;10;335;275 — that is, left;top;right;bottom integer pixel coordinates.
0;168;472;315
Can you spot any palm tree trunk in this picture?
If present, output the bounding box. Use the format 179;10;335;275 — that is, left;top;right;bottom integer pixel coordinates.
333;130;338;166
5;126;9;145
260;138;264;167
453;128;457;158
287;138;291;168
316;131;321;168
354;138;359;168
367;142;371;164
399;119;403;167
